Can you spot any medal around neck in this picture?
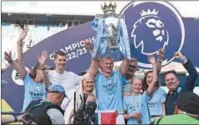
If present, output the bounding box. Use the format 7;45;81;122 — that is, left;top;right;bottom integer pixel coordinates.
91;2;131;59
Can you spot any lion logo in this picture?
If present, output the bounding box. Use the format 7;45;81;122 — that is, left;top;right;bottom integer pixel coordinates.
120;1;185;68
131;9;169;55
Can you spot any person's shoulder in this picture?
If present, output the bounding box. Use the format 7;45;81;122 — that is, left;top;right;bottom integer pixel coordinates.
158;87;166;93
47;108;62;112
48;70;56;75
124;92;131;97
23;73;33;82
123;95;132;100
153;115;178;124
64;71;78;76
46;108;64;117
95;71;103;77
112;70;122;76
75;85;80;91
154;114;198;124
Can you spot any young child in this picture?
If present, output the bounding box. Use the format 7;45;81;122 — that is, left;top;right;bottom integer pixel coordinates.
123;56;158;124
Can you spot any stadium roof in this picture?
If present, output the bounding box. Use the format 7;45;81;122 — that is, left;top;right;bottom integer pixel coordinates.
2;1;199;18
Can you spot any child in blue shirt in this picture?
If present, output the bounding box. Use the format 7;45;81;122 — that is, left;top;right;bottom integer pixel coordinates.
123;56;158;124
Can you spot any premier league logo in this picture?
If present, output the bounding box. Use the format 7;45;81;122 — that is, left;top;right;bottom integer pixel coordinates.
131;9;169;55
120;1;185;68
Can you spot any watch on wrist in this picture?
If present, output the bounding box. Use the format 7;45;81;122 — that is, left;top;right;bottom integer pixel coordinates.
8;59;13;64
13;115;18;122
17;41;23;46
39;64;45;70
157;58;163;63
40;66;46;70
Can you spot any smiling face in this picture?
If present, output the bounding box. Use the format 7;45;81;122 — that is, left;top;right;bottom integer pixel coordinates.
165;72;179;91
127;60;138;76
82;77;94;93
35;69;44;83
54;55;67;71
102;57;114;74
146;71;153;86
30;63;45;83
132;78;143;94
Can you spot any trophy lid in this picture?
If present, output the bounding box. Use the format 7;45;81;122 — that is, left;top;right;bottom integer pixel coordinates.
101;2;117;14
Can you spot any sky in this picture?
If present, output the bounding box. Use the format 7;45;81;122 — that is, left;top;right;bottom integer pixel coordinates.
1;1;199;18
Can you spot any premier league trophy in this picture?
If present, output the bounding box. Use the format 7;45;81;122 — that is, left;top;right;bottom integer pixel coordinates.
91;2;131;59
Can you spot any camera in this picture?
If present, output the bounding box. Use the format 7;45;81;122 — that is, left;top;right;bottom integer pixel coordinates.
24;113;32;121
73;93;97;125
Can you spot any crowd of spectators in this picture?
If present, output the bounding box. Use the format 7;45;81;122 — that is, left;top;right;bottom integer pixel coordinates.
2;26;199;125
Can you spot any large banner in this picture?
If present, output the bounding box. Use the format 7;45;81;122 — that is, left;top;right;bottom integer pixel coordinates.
2;1;199;112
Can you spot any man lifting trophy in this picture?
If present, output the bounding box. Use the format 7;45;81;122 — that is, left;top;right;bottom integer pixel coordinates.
91;2;131;59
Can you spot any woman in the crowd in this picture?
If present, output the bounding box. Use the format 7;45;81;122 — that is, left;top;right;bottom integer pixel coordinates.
142;49;166;120
64;73;96;124
142;71;166;119
123;56;158;124
4;26;50;112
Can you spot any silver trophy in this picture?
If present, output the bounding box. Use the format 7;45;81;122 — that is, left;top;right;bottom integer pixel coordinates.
101;2;119;50
92;2;131;59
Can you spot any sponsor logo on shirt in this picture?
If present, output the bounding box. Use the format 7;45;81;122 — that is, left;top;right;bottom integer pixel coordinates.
103;78;116;94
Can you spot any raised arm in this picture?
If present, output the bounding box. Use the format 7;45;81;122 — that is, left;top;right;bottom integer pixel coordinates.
85;40;99;77
87;58;100;78
16;27;29;79
2;113;31;125
174;52;198;91
120;58;132;76
146;56;158;96
85;40;94;54
157;49;164;74
4;51;20;72
38;50;50;88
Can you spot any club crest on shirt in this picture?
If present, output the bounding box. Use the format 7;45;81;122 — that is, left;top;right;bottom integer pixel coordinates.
103;77;116;94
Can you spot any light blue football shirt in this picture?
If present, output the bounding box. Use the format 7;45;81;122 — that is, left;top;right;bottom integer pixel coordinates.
123;92;151;124
95;70;126;113
148;87;166;116
22;74;46;111
122;79;133;95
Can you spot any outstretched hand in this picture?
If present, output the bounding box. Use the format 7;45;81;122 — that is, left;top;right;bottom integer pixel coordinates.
4;51;12;63
157;48;164;60
38;50;48;65
174;52;184;59
19;26;28;41
17;113;32;124
148;55;156;65
85;40;93;51
132;112;142;119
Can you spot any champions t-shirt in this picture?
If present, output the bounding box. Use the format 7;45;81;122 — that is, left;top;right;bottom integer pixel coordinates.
123;92;151;124
95;71;125;113
22;74;46;111
148;87;166;116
